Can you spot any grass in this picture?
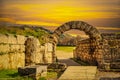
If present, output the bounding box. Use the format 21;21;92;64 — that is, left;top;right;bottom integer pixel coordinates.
0;69;33;80
47;72;57;79
0;69;57;80
56;46;75;52
0;25;50;45
0;69;18;78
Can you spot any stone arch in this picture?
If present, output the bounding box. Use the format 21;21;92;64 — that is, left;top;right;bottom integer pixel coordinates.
50;21;103;65
52;21;101;43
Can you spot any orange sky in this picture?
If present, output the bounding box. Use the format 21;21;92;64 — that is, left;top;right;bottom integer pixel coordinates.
0;0;119;26
0;0;120;35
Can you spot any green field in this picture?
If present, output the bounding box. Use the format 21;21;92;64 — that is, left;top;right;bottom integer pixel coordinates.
56;46;75;52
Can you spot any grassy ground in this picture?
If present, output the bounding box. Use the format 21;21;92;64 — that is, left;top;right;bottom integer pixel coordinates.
56;46;75;52
0;69;57;80
0;69;33;80
47;72;57;79
56;46;75;59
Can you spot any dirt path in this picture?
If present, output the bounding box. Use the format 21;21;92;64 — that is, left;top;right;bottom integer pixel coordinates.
56;50;120;79
56;50;80;66
56;50;73;59
59;66;97;80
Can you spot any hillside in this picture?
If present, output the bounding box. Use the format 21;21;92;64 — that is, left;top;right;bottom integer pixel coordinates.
0;24;77;45
0;25;51;44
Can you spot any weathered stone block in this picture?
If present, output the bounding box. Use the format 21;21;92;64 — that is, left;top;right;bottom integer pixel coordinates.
40;46;45;52
25;37;37;66
0;44;10;53
8;35;17;44
35;52;43;63
10;45;20;52
16;35;26;44
0;52;25;69
9;44;24;53
19;45;25;52
18;65;47;79
0;54;9;69
45;43;53;52
46;52;52;63
36;46;41;53
47;57;53;63
84;25;92;32
0;34;8;43
81;24;86;30
9;52;25;69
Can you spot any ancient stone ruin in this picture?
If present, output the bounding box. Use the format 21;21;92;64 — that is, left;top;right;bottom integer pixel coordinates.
52;21;101;42
0;20;119;72
18;65;47;80
0;34;54;69
51;21;120;71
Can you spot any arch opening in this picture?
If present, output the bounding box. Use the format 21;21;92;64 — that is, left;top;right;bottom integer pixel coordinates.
58;29;89;46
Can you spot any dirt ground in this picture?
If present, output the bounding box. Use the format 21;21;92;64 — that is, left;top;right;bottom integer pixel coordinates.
56;50;120;80
56;50;73;59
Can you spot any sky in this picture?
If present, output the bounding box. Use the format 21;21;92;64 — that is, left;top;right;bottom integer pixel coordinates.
0;0;120;36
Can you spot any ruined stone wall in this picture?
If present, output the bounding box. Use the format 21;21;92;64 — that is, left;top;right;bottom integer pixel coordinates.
0;34;26;69
101;33;120;69
0;34;54;69
44;43;53;63
74;38;104;66
25;38;54;65
25;37;40;66
74;33;120;69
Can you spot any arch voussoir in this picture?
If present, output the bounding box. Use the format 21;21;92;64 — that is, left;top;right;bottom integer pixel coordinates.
53;21;101;43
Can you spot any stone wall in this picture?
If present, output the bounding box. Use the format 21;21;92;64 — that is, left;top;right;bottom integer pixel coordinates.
74;38;104;66
0;34;26;69
25;37;41;66
25;38;54;65
74;33;120;69
0;34;54;69
101;33;120;69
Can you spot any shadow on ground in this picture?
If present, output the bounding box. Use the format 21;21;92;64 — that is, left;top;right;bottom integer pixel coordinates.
7;73;19;78
58;58;81;66
100;77;120;80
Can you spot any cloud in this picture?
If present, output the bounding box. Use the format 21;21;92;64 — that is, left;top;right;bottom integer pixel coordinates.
97;27;120;30
0;0;119;27
16;21;59;26
0;17;16;23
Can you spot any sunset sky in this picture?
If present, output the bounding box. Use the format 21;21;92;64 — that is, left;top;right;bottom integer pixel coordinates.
0;0;120;36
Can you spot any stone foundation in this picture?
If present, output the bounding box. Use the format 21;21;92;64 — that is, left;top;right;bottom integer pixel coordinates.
18;65;47;80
